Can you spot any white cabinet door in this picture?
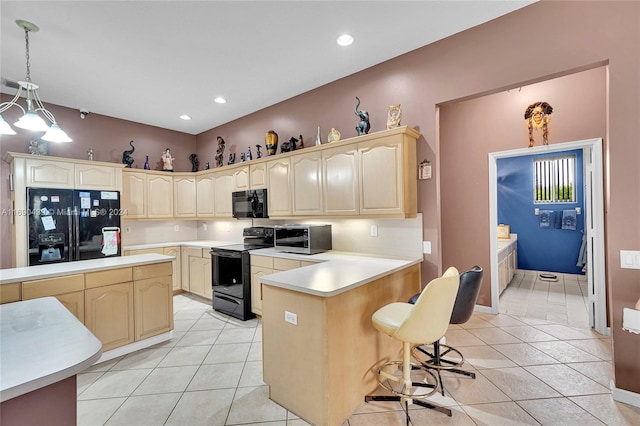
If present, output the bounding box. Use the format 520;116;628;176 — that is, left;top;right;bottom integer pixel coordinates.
233;166;250;191
25;159;74;188
75;163;121;190
250;163;267;189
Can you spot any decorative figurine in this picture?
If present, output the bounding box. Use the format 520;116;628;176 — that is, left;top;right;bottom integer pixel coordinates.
315;126;322;146
354;96;371;135
144;155;150;170
228;152;236;165
161;148;174;171
87;148;94;161
122;140;135;168
524;101;553;147
296;134;304;149
189;153;199;172
386;104;402;129
28;139;48;156
240;152;246;162
215;136;226;168
246;146;253;161
265;130;278;155
205;162;210;170
255;145;262;158
280;138;295;153
328;128;341;143
286;136;299;152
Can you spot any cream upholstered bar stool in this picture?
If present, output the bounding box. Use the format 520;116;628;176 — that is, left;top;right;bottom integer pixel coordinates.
365;267;460;424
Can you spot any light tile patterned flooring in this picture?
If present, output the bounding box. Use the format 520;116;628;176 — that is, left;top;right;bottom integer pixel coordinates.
77;292;640;425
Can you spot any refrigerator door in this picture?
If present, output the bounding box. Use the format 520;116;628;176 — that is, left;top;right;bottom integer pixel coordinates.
27;188;73;265
73;190;122;260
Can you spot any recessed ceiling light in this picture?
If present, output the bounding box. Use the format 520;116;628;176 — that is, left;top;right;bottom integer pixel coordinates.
180;114;191;120
336;34;354;46
214;96;227;104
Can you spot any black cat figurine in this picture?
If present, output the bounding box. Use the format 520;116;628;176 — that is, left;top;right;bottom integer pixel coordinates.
354;97;371;135
122;140;135;168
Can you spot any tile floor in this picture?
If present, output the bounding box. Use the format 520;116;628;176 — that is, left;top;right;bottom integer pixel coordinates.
77;293;640;426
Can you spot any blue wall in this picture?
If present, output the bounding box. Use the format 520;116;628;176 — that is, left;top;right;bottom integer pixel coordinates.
497;149;585;274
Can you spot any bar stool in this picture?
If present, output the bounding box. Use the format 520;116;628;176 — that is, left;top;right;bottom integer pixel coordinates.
365;267;460;425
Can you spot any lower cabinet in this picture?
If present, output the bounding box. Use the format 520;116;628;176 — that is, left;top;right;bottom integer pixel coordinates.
21;274;85;322
85;281;135;351
182;247;213;299
125;247;182;291
134;264;173;340
498;240;518;295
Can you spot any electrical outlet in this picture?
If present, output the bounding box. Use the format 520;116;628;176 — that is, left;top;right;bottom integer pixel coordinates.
174;225;179;232
125;226;131;234
284;311;298;325
370;225;378;237
203;223;208;231
423;241;432;254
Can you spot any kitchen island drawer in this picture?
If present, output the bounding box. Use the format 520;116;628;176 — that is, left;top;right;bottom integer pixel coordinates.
0;283;21;304
22;274;85;299
134;262;172;281
251;255;274;268
86;267;133;289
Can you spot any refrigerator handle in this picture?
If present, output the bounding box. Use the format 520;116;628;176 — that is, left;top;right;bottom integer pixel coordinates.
73;207;80;261
67;207;74;261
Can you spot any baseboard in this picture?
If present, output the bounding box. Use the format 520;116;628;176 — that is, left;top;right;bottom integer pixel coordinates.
473;304;494;314
611;381;640;408
93;331;173;364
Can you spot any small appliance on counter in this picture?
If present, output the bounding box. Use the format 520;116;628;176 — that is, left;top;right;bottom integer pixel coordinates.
232;189;268;218
27;188;122;265
210;226;274;320
274;224;332;255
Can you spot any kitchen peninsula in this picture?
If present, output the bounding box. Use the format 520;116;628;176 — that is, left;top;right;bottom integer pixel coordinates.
258;249;422;426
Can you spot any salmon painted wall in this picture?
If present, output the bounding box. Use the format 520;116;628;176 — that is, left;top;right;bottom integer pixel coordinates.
197;2;639;394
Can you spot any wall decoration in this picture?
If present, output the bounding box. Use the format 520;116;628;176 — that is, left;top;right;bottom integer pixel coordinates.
27;139;49;156
161;147;174;171
328;128;341;143
524;101;553;147
189;153;199;172
121;140;135;167
215;136;226;167
265;130;278;155
386;104;402;129
354;96;371;135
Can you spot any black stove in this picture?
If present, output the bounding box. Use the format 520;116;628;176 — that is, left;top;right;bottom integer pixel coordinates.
210;227;273;320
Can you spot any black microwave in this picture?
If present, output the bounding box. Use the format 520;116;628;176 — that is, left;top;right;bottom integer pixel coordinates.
232;189;268;218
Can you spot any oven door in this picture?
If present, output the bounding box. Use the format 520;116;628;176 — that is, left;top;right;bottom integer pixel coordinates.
210;248;249;299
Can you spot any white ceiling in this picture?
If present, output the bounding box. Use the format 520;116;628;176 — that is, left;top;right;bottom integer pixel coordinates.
1;1;534;135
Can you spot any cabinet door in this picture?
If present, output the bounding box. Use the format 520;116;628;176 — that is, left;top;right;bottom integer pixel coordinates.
233;166;250;191
147;174;174;218
85;282;135;351
173;176;197;217
25;159;74;188
250;163;267;189
359;140;404;215
56;291;85;323
164;246;182;291
122;170;147;218
213;169;234;217
323;145;359;215
203;256;212;299
189;256;206;297
250;265;273;316
196;174;215;217
292;152;323;215
134;275;173;340
0;283;21;304
266;158;292;217
75;163;121;190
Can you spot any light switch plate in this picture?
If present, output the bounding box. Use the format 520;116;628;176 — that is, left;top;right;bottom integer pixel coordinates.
423;241;432;254
370;225;378;237
285;311;298;325
620;250;640;269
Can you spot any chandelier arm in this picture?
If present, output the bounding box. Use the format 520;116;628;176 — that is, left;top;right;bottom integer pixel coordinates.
0;87;26;115
31;89;56;124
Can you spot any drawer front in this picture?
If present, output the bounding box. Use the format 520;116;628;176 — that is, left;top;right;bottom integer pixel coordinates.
273;258;301;271
251;255;274;268
133;262;172;281
300;260;317;267
182;247;203;258
86;268;133;289
0;283;21;304
22;274;85;299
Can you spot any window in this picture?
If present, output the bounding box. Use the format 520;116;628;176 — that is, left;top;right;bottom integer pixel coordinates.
534;155;576;203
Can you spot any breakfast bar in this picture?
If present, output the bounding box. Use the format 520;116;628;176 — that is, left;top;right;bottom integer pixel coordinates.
260;254;421;425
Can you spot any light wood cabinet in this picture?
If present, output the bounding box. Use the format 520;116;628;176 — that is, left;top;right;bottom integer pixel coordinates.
213;168;234;217
173;175;197;218
0;283;21;304
163;246;182;291
75;163;121;190
21;274;85;321
498;238;518;294
56;291;85;322
25;158;75;188
266;158;292;217
233;166;250;191
133;262;173;340
146;172;174;218
292;151;323;216
181;247;212;299
358;138;405;215
85;281;135;351
196;173;215;217
122;170;147;218
250;163;267;189
322;144;359;215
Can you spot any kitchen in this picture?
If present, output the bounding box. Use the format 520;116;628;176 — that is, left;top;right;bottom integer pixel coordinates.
1;1;640;425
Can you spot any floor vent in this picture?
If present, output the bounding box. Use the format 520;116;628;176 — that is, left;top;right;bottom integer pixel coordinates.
539;273;559;282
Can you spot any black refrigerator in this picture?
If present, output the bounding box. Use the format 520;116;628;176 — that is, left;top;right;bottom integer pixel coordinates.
27;188;122;266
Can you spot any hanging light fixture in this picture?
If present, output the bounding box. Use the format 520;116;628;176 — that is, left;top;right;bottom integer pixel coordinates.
0;20;72;142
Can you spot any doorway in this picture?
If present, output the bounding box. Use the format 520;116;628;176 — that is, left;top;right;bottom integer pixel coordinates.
488;138;608;335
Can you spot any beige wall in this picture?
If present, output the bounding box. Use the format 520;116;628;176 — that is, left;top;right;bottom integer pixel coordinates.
196;2;640;394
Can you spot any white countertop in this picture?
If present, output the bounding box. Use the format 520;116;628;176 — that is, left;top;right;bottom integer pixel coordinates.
125;240;235;250
254;248;422;297
497;234;518;254
0;254;174;285
0;297;102;402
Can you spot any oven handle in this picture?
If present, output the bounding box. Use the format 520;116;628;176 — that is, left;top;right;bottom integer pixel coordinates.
214;293;242;305
210;249;242;258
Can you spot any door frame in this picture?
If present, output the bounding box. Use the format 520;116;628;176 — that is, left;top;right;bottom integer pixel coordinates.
488;138;608;335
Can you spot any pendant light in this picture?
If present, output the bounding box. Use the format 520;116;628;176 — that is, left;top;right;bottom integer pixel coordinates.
0;20;72;142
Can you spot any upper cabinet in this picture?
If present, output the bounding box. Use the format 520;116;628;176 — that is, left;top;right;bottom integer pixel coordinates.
322;144;359;216
292;151;323;216
196;174;215;217
146;172;174;219
122;170;147;218
173;175;197;218
75;163;122;190
266;157;292;217
213;167;235;217
250;163;267;189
